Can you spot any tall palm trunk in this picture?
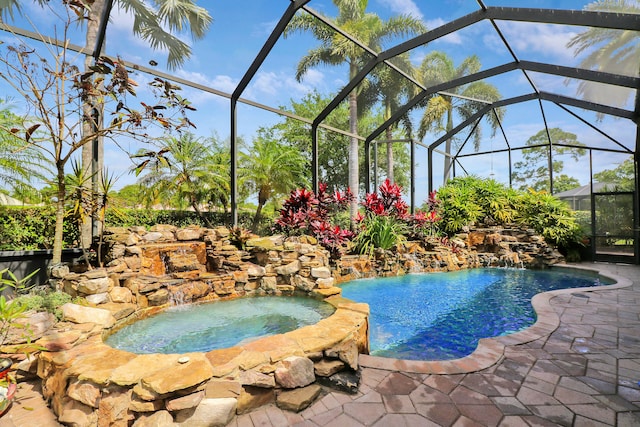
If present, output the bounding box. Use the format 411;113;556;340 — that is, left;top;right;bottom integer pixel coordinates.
386;126;394;184
81;0;105;248
443;102;454;183
348;63;359;226
252;187;270;232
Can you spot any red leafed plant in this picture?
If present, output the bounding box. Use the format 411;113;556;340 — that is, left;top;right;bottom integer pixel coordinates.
273;183;353;257
354;179;444;254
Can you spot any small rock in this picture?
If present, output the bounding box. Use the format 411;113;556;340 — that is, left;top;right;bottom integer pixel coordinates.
276;384;322;412
132;410;175;426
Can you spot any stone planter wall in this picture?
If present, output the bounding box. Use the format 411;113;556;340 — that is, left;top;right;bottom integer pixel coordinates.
16;223;563;426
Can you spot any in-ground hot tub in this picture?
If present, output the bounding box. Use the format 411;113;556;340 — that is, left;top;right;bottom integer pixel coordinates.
104;295;336;354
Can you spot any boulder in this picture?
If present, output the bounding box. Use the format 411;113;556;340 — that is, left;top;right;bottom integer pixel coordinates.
274;356;315;389
61;303;116;328
260;276;277;292
58;397;98;427
174;398;237;427
238;370;275;388
310;267;331;279
85;292;109;305
77;277;111;295
4;311;55;344
237;386;275;414
67;379;101;408
110;286;133;303
140;353;214;395
204;380;242;399
275;260;301;276
246;264;266;277
176;227;203;241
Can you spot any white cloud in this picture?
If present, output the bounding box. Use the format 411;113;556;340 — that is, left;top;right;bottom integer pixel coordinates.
425;18;463;45
487;21;579;62
378;0;424;21
247;71;314;99
254;20;279;38
301;69;325;86
173;70;237;105
176;70;238;93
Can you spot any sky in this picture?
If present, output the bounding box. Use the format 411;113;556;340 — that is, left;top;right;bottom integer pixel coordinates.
1;0;638;206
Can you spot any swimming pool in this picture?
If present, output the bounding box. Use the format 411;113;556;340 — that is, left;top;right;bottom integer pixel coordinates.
105;296;336;354
339;268;612;361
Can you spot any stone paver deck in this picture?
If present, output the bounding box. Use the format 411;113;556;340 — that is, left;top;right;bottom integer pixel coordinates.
2;262;639;426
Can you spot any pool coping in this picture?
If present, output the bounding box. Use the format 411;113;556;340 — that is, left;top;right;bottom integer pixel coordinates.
358;263;633;375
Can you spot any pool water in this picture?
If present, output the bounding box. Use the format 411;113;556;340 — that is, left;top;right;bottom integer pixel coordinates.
340;268;611;361
105;296;335;354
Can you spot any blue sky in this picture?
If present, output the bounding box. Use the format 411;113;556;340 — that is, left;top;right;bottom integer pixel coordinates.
2;0;638;205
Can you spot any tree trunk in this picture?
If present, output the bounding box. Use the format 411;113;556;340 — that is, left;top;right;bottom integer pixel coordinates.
386;126;394;184
52;167;67;265
348;64;359;227
443;106;454;183
252;187;269;232
252;202;264;231
81;0;105;248
190;195;213;229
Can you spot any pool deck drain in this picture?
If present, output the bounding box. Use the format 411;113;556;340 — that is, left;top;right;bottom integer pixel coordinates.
2;262;640;427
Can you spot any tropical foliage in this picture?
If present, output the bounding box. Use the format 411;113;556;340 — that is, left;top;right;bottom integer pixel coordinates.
134;133;228;227
433;176;583;248
273;90;412;191
0;100;50;198
0;4;198;264
239;128;309;230
0;0;212;70
284;0;426;218
353;179;441;255
594;157;636;191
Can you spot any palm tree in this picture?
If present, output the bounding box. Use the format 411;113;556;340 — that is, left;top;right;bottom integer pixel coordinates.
0;0;212;70
239;129;309;231
567;0;640;111
135;133;226;227
284;0;425;221
370;53;422;184
417;52;503;183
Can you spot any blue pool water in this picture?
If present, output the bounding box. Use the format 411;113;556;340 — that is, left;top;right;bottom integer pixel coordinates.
105;296;335;354
340;268;611;361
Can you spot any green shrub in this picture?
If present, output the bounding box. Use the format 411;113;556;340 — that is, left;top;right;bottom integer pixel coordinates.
0;206;269;251
353;215;407;256
12;291;77;321
0;206;79;250
517;189;583;248
434;179;483;233
434;176;584;249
